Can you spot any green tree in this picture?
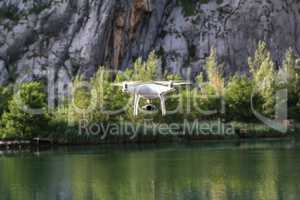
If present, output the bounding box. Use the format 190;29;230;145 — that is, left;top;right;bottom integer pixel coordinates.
279;48;300;118
1;82;49;139
68;75;93;123
196;48;225;119
205;48;224;96
225;76;254;121
132;51;158;81
90;68;123;122
248;41;277;116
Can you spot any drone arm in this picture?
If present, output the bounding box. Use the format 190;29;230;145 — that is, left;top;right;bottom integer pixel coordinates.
160;95;166;116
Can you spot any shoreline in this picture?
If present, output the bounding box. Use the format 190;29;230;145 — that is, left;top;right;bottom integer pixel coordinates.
1;121;297;150
0;132;294;151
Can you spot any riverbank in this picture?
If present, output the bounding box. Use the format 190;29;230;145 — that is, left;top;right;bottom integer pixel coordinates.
0;121;298;150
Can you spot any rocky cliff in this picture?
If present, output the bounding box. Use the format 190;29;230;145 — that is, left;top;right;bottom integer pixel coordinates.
0;0;300;86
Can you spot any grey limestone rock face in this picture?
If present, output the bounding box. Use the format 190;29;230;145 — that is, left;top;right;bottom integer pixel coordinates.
0;0;299;85
158;0;300;77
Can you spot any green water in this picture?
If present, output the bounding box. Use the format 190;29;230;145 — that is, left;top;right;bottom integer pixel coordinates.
1;140;300;200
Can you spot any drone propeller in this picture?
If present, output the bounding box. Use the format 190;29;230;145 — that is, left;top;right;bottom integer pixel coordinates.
172;82;192;86
111;81;141;86
154;81;192;87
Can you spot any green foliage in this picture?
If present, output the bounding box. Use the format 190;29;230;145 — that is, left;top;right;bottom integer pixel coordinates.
248;41;277;116
196;85;224;119
162;74;185;122
73;76;92;110
67;75;93;123
195;72;204;84
279;49;300;118
115;68;134;82
92;67;129;122
177;0;197;16
0;2;50;23
225;76;254;121
122;52;161;121
204;48;224;96
177;0;209;16
1;44;300;141
195;48;225;119
29;2;50;15
165;74;183;81
0;86;12;117
0;82;49;139
67;52;160;125
132;51;158;81
0;5;20;22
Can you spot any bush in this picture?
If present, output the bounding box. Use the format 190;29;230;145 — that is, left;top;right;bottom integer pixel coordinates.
195;85;224;120
0;5;20;22
225;76;254;121
0;86;12;117
0;82;49;139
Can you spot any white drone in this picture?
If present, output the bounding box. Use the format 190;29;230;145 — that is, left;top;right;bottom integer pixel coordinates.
113;81;191;116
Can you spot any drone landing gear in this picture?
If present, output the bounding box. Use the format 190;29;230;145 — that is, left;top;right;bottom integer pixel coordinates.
160;95;166;116
134;94;141;116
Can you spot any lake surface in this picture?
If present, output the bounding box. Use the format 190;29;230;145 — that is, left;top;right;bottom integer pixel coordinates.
1;139;300;200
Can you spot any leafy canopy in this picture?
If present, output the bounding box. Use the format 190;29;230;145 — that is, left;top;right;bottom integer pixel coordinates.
1;82;49;139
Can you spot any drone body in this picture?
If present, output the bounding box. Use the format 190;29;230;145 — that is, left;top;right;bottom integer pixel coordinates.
114;81;190;116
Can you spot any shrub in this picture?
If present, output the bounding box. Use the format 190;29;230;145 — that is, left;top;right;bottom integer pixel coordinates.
0;82;49;139
196;85;224;119
0;5;20;22
225;76;254;121
0;86;12;117
177;0;197;16
67;75;93;123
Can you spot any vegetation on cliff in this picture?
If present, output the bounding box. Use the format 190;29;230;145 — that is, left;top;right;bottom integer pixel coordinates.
0;42;299;141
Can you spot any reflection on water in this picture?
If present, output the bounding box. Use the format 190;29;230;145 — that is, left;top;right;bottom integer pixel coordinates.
1;139;300;200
